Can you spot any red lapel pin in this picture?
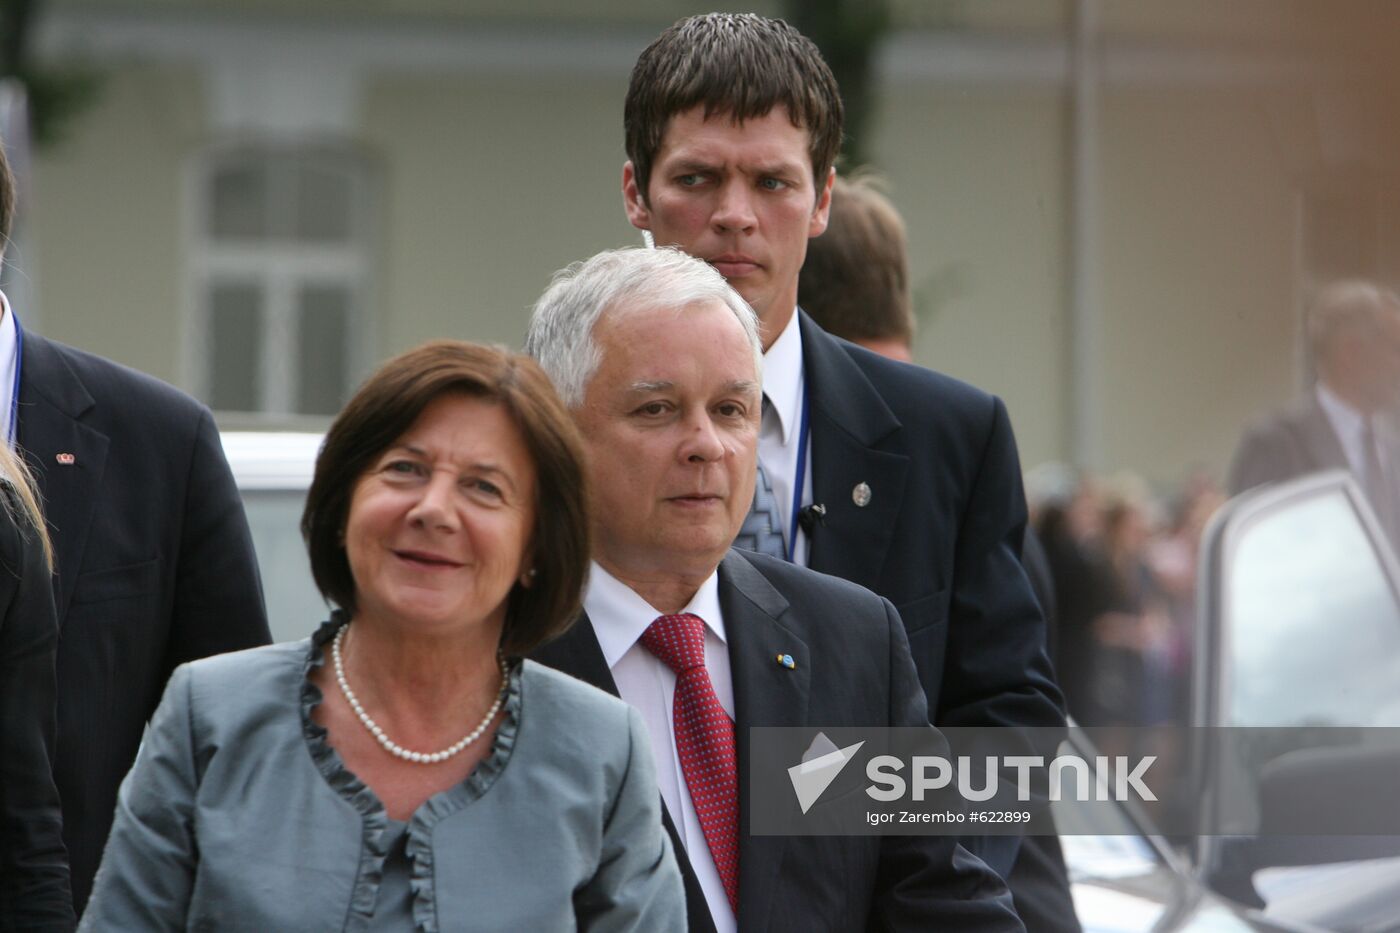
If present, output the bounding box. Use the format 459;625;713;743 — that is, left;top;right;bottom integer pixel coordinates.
56;453;76;465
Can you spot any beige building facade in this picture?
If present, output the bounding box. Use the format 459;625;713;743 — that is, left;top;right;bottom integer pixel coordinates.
15;0;1400;485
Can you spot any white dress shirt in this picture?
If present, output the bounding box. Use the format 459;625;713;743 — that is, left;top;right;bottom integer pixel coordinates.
0;291;20;444
1316;382;1386;487
583;563;737;933
758;308;814;566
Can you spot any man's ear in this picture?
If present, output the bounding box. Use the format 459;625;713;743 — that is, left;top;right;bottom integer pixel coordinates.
808;166;835;238
622;162;653;231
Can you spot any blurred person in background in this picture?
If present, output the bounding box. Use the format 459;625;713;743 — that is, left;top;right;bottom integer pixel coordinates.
0;441;74;931
1228;279;1400;547
797;176;1079;931
1087;479;1173;731
797;172;915;363
0;132;270;917
80;342;684;930
1031;470;1111;725
1140;473;1223;834
1145;471;1223;725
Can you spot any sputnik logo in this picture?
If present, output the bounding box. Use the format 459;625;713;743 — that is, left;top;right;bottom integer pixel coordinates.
788;733;865;814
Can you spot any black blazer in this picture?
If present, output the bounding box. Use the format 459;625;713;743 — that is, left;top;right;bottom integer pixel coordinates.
16;332;271;914
796;312;1064;877
0;483;75;931
1227;398;1351;495
533;550;1023;933
1227;397;1400;549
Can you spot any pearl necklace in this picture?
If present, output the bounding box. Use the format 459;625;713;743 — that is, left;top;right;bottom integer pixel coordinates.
331;622;508;765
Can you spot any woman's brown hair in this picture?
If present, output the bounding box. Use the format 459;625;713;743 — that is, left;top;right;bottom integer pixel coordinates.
302;340;589;656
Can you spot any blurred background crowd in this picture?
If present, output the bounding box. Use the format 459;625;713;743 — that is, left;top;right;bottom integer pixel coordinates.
1026;462;1223;732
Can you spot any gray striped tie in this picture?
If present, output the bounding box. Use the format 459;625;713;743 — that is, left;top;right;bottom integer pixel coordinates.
733;459;787;559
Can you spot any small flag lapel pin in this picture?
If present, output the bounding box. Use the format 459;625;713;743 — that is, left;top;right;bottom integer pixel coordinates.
56;452;76;465
776;653;796;670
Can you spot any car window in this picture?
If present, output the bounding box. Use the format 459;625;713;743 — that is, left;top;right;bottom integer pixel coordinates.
1199;474;1400;909
243;488;329;644
1224;485;1400;728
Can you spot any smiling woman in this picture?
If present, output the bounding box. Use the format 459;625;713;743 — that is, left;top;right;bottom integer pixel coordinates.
342;395;538;653
79;341;686;931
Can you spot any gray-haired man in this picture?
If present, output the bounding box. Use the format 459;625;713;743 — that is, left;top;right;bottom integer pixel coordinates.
528;247;1022;933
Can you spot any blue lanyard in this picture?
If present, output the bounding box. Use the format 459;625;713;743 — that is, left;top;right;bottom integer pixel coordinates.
785;389;810;562
8;313;22;447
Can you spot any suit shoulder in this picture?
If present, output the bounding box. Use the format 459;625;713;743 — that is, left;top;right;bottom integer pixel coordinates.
180;640;306;690
844;337;993;403
1229;401;1318;466
37;336;212;425
737;550;891;620
141;642;307;742
1236;401;1315;441
837;337;1003;434
521;660;636;725
519;661;644;768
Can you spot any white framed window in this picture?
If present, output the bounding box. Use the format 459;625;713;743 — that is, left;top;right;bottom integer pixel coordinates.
185;145;375;419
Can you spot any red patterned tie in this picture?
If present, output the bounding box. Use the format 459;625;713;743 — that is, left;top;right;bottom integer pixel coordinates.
640;613;739;914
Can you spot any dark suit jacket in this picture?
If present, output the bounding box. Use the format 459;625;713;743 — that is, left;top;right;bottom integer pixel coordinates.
0;483;75;931
796;313;1065;878
16;332;271;915
1227;398;1348;496
1227;396;1400;548
533;549;1023;933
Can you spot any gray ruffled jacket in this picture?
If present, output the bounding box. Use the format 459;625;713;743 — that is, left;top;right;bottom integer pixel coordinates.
79;621;685;932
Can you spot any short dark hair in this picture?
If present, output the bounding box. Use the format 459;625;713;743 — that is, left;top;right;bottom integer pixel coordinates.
798;174;914;348
624;12;844;202
302;340;590;657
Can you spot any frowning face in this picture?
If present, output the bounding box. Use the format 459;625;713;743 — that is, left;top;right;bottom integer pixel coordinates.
624;106;833;347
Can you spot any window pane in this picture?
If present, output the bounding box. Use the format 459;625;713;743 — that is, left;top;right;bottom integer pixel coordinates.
208;283;263;412
240;488;326;643
210;162;268;239
294;162;352;243
1226;489;1400;727
297;285;348;415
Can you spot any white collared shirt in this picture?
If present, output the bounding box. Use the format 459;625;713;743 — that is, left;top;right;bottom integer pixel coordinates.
583;563;737;933
1316;381;1386;486
0;292;21;445
757;308;813;565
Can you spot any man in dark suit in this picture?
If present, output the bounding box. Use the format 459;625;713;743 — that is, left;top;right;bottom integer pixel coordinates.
800;172;1080;931
616;13;1064;883
1228;280;1400;547
527;247;1021;931
0;138;271;914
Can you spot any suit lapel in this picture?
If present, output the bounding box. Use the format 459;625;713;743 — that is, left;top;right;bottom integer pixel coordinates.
718;551;810;932
16;333;109;623
797;312;908;591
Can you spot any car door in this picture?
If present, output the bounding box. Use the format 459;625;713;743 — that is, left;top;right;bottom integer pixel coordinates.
1195;469;1400;929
